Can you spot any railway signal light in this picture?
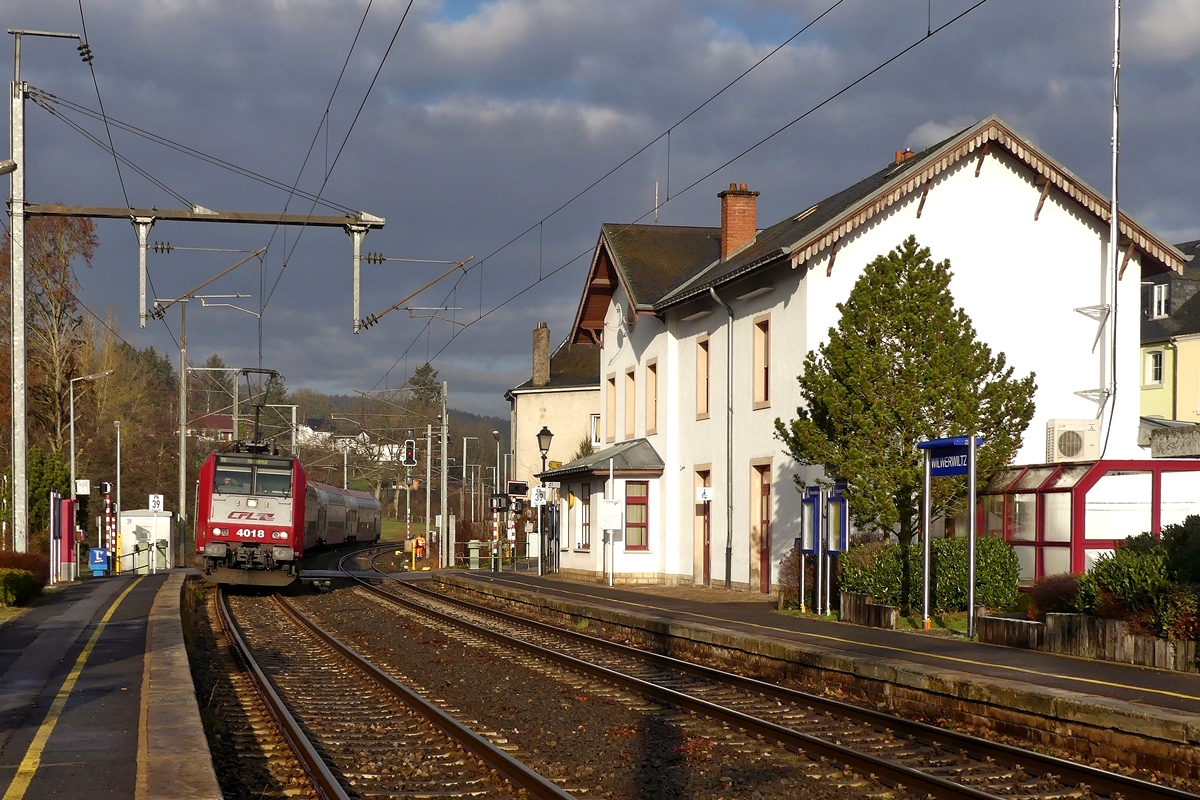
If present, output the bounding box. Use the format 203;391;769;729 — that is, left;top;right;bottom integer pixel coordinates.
403;439;418;467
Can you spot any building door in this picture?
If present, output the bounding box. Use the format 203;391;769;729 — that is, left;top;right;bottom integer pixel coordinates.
696;470;711;586
753;464;772;594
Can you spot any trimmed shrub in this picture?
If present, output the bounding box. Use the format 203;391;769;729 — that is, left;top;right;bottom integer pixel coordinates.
1076;546;1171;617
839;541;919;609
839;535;1019;613
1161;516;1200;584
0;552;49;590
1154;585;1199;641
930;535;1020;611
0;568;38;607
1028;572;1079;620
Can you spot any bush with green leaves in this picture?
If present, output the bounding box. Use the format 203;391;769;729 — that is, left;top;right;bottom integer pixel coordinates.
1160;516;1200;584
0;568;38;607
1074;546;1171;617
839;535;1017;612
931;535;1020;611
1028;572;1079;619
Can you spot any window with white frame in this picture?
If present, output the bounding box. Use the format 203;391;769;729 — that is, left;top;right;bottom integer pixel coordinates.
1152;284;1169;319
590;414;601;448
1145;350;1164;386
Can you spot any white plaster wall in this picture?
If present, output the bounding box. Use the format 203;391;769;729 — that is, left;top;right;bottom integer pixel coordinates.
802;149;1144;464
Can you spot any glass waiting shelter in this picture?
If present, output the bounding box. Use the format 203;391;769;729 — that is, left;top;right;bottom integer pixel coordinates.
980;460;1200;586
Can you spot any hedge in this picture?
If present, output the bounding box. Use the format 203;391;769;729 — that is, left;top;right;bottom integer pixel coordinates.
839;535;1019;612
0;568;38;607
0;551;49;589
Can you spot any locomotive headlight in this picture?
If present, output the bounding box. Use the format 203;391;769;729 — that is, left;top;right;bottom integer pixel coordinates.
271;531;288;540
247;499;258;508
271;546;295;561
211;528;226;537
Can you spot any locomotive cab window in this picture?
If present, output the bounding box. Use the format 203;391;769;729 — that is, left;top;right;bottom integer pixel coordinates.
255;468;293;497
215;467;252;494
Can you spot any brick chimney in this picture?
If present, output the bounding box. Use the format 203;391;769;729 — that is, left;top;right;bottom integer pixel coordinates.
894;148;915;163
718;182;759;261
532;322;550;388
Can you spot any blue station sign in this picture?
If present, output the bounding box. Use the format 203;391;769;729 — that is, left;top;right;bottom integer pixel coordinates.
918;436;984;477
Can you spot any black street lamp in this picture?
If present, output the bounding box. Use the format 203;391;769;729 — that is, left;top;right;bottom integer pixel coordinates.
537;426;554;474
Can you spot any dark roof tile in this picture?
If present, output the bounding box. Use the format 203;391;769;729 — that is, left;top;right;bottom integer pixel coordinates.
507;339;600;395
601;224;720;309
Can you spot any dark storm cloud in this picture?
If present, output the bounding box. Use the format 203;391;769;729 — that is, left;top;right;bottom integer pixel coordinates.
5;0;1198;413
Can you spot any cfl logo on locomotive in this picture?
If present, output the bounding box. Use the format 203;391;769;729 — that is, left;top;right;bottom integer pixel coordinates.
228;511;275;521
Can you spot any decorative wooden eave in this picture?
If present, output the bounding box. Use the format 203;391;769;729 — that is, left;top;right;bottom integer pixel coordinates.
570;233;635;345
786;118;1186;276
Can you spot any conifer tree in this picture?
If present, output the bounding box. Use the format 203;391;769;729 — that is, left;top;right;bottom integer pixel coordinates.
775;236;1036;611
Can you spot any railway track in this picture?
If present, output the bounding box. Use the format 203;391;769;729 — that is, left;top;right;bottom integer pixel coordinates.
342;547;1194;800
217;586;573;800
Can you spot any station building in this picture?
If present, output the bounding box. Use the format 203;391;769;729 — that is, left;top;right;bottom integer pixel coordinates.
512;116;1192;591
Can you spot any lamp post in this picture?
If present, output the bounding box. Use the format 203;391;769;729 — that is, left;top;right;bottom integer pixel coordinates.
536;427;553;576
69;370;113;505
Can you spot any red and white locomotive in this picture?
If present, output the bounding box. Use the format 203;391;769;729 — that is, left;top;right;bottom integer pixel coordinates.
196;447;382;586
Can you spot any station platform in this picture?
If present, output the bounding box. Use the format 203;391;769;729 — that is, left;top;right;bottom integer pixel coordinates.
436;570;1200;775
0;571;219;800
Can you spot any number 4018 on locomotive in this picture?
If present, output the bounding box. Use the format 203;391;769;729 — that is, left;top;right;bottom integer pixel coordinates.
195;448;382;586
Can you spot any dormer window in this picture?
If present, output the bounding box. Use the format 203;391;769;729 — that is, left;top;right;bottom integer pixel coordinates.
1152;284;1169;319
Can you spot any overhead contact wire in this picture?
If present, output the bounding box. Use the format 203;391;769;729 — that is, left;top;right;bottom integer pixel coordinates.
77;0;130;210
264;0;416;312
385;0;993;379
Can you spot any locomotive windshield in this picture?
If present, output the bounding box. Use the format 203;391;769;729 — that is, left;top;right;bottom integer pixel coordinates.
254;468;293;497
214;467;252;495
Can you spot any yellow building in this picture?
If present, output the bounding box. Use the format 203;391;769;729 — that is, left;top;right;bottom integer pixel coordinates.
1141;239;1200;422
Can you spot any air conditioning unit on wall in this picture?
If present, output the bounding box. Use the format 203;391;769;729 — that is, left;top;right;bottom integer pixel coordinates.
1045;419;1101;463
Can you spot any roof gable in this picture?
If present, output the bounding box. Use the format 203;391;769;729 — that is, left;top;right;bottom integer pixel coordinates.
658;115;1187;309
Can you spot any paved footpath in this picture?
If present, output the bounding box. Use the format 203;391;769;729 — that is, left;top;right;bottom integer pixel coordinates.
0;572;220;800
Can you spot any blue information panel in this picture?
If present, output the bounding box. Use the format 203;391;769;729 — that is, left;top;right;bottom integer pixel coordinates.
928;445;969;476
918;436;984;477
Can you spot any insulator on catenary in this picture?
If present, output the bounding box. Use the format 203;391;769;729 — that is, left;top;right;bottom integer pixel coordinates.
77;43;94;64
364;252;386;264
152;242;173;253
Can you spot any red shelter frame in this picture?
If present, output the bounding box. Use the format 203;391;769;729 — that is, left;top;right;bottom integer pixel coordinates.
980;459;1200;583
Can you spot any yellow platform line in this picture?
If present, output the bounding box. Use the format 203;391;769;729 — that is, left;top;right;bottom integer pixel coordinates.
2;577;144;800
485;576;1199;703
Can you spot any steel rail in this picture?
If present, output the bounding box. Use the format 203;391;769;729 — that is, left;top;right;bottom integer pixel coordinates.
361;572;1195;800
345;577;990;800
215;588;350;800
271;592;575;800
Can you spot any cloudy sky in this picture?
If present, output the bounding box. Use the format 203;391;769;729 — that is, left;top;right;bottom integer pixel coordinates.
6;0;1199;414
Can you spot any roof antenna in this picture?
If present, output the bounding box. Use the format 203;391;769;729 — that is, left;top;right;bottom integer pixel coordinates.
654;181;659;224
